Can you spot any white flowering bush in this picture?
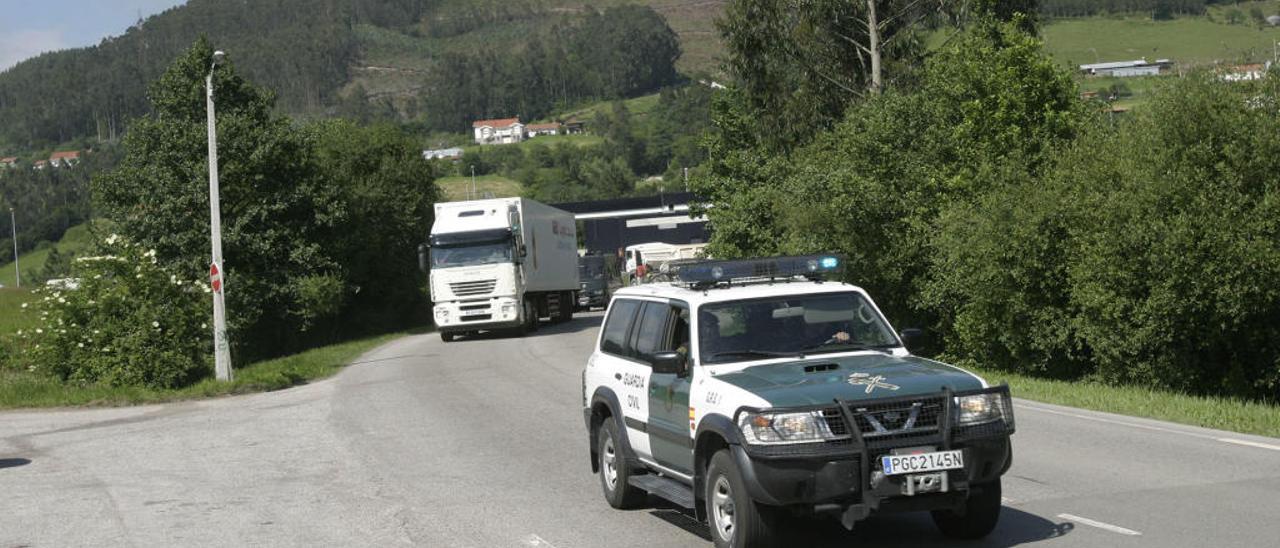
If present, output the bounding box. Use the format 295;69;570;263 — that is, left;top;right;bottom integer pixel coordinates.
17;234;212;388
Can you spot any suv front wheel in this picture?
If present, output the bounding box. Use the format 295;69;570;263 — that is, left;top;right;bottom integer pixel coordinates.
931;479;1002;539
705;450;778;548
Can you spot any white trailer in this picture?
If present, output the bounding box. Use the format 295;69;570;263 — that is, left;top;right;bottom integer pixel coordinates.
624;241;708;284
424;198;579;341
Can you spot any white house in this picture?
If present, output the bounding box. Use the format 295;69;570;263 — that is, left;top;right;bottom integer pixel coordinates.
423;147;464;160
473;117;524;145
526;122;562;138
48;150;80;167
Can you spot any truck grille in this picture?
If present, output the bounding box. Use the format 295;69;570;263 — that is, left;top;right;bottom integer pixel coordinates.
450;279;496;296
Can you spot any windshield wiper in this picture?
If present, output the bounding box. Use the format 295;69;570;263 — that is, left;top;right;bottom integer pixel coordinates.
710;349;804;360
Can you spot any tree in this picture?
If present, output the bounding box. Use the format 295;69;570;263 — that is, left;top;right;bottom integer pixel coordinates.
95;38;343;361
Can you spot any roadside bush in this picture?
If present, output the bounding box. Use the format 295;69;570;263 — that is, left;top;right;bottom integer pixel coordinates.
18;234;210;389
926;74;1280;399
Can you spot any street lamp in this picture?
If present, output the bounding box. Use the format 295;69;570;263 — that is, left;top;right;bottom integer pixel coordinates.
8;207;17;288
206;50;233;382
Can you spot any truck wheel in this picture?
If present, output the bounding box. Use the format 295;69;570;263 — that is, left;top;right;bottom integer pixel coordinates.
440;332;455;343
705;450;778;548
597;419;645;509
557;292;574;323
931;479;1002;540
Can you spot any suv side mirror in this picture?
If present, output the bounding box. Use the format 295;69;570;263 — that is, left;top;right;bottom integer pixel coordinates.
652;351;688;377
417;243;429;273
898;328;924;353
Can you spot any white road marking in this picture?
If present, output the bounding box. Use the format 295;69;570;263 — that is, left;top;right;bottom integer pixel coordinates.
1001;496;1017;505
522;534;559;548
1216;438;1280;452
1016;402;1280;453
1057;513;1142;536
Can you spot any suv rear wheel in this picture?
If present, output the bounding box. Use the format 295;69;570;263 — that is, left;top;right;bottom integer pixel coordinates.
931;479;1002;539
705;450;778;548
598;419;645;509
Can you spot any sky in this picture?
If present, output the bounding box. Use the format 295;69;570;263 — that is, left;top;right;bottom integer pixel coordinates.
0;0;187;72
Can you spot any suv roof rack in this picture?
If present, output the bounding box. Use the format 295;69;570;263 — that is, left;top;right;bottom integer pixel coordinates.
669;255;844;289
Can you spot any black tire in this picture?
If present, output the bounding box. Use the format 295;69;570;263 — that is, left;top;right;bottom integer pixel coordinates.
931;479;1002;540
439;332;455;343
557;292;574;323
597;419;646;509
705;450;778;548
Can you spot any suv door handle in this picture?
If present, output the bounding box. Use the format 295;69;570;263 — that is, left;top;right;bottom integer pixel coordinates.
615;373;622;380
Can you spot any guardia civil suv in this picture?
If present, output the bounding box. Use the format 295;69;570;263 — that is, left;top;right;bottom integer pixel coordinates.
581;256;1015;548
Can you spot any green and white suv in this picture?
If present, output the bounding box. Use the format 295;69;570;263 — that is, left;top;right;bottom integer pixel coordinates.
582;256;1015;547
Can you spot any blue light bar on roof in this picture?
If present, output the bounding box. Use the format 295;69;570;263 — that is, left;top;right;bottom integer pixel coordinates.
675;255;844;286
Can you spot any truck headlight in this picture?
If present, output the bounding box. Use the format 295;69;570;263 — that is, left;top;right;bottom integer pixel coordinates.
737;410;845;445
956;393;1003;425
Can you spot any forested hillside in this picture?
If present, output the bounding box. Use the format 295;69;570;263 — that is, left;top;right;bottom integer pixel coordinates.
0;0;717;152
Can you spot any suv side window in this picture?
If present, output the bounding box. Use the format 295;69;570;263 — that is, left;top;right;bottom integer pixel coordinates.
631;302;672;362
601;299;640;356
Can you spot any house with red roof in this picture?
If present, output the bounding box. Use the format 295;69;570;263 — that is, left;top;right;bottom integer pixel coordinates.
49;150;81;167
526;122;562;138
472;117;524;145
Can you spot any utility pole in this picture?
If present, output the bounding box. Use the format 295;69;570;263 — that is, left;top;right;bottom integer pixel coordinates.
683;167;689;193
8;207;17;288
206;50;233;382
470;164;476;200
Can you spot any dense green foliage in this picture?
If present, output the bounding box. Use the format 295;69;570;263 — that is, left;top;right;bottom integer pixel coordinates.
421;5;682;132
933;75;1280;398
700;8;1280;400
0;0;429;149
18;235;211;389
0;149;115;263
94;40;437;365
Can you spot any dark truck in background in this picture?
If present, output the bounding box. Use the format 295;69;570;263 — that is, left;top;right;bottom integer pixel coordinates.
576;254;610;310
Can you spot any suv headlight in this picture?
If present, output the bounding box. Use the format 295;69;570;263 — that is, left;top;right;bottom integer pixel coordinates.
737;410;846;445
956;393;1003;425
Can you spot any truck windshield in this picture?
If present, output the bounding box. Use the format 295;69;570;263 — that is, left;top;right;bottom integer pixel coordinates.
578;261;605;280
697;292;900;365
431;243;512;268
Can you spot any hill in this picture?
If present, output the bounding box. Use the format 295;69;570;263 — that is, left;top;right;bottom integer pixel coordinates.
0;222;97;288
1041;13;1280;68
0;0;726;152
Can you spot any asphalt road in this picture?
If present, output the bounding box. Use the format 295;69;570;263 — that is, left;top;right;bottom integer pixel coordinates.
3;312;1279;547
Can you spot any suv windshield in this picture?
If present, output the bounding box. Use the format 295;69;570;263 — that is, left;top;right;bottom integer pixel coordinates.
431;242;512;268
697;292;899;364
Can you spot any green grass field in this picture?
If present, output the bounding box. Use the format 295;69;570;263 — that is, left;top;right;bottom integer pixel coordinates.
436;174;523;201
972;366;1280;438
1042;15;1280;69
0;332;406;409
0;288;37;334
0;222;98;287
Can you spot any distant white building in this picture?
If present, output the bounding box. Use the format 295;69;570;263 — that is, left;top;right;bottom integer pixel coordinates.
423;147;464;160
473;117;524;145
1079;59;1172;78
526;122;562;138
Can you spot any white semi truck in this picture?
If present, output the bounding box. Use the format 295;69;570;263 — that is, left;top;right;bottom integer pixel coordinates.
423;198;579;342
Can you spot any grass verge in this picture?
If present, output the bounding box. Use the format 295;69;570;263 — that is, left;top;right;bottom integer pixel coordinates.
0;332;407;409
971;366;1280;439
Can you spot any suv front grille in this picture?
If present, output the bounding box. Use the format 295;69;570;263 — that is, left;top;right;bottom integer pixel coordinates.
829;396;946;450
450;279;496;296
